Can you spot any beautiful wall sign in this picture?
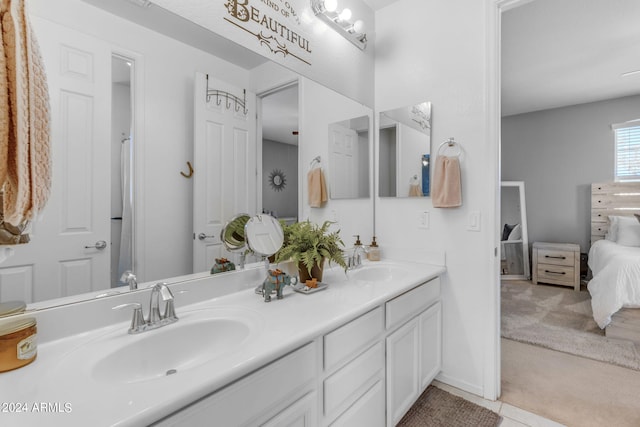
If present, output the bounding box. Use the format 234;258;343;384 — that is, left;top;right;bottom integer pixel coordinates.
224;0;312;65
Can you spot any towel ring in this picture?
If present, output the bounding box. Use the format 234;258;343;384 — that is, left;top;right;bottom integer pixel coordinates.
437;138;462;157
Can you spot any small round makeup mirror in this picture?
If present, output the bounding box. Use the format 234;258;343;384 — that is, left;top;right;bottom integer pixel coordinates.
220;213;251;252
245;214;284;257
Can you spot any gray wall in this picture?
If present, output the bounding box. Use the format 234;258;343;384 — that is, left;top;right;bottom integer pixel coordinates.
502;94;640;252
262;139;298;219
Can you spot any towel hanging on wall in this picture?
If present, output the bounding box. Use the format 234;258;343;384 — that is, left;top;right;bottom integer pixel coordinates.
0;0;52;232
307;167;327;208
432;138;462;208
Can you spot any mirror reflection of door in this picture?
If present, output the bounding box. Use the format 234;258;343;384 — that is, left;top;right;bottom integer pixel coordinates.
259;84;299;225
111;56;135;287
500;181;530;280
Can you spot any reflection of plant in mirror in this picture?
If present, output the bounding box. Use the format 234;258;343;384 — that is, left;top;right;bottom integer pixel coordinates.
275;220;347;279
268;169;287;192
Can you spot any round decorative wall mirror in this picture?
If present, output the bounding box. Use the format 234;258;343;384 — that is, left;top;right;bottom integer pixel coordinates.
268;169;287;192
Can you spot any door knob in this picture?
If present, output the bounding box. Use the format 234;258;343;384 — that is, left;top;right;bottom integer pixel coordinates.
198;233;215;241
85;240;107;250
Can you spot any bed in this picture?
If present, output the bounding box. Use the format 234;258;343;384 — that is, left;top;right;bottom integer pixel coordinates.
589;182;640;341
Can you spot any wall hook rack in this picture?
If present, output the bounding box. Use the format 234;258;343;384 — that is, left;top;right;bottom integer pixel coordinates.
206;75;247;114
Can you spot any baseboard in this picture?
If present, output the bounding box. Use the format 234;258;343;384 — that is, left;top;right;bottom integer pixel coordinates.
435;372;483;397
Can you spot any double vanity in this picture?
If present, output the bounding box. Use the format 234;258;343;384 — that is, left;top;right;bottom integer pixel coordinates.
1;260;444;426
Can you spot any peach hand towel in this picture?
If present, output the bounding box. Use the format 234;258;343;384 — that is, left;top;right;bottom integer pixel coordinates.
432;156;461;208
308;167;327;208
1;0;51;227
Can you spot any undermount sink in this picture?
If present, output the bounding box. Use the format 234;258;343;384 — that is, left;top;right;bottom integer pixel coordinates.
348;263;407;283
52;307;263;385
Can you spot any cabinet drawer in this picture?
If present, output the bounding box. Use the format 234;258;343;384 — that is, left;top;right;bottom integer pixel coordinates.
537;248;575;267
154;342;316;426
536;264;576;285
330;380;385;427
324;342;383;421
386;278;440;330
324;307;383;371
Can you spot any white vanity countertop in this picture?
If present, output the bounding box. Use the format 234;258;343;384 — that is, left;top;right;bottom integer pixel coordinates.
0;260;445;427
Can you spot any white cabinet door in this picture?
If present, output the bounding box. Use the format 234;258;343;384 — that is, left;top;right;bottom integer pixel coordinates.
386;317;420;426
262;392;317;427
419;301;442;390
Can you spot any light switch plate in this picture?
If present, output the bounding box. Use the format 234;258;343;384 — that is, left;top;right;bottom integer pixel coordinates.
467;211;481;231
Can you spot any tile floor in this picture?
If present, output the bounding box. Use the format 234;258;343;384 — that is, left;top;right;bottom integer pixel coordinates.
432;381;566;427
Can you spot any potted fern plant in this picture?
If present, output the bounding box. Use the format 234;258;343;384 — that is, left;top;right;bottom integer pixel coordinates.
274;220;347;282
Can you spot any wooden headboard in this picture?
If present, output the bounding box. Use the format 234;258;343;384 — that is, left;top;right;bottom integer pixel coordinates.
591;182;640;243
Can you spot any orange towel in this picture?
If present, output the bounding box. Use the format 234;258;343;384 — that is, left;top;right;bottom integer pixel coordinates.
0;0;51;227
308;168;327;208
432;156;461;208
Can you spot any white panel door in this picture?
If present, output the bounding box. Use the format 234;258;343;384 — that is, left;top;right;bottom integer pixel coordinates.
419;302;442;390
386;317;420;427
329;123;357;199
192;73;256;272
0;18;111;303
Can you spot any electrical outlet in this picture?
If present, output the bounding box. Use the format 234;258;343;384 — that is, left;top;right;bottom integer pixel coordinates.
467;211;481;231
418;211;429;229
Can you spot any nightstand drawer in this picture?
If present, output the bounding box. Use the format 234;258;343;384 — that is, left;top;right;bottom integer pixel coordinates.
536;264;575;285
537;248;575;267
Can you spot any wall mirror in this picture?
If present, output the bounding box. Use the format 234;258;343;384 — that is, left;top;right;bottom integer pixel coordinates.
0;0;374;315
378;102;432;197
328;115;370;199
500;181;530;280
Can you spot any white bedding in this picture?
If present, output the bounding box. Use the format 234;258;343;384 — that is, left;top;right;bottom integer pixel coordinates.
588;239;640;328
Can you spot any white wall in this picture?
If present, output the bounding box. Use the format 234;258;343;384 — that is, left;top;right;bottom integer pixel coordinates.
375;0;498;397
502;95;640;252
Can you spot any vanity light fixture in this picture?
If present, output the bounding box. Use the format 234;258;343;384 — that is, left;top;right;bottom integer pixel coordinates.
311;0;367;50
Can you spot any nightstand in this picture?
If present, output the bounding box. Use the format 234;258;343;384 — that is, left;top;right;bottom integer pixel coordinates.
532;242;580;291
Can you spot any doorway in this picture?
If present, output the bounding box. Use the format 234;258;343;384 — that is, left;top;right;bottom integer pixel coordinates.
110;55;135;287
259;83;299;224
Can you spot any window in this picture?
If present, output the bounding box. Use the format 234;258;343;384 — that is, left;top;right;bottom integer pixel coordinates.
614;122;640;181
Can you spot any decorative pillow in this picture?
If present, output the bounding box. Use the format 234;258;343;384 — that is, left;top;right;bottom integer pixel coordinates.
507;223;522;240
614;216;640;247
501;224;515;241
606;215;620;241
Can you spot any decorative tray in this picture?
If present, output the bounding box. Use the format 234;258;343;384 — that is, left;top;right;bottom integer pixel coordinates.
292;282;328;294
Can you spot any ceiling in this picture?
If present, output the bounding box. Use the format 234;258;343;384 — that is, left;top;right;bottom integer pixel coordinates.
502;0;640;116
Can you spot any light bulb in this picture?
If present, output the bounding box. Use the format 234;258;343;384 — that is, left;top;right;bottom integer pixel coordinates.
324;0;337;12
352;20;365;33
339;8;352;21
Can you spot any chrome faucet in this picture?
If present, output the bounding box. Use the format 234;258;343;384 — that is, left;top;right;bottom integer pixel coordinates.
113;282;178;334
120;270;138;290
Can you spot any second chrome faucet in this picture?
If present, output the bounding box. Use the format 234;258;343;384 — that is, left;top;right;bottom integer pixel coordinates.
114;282;178;334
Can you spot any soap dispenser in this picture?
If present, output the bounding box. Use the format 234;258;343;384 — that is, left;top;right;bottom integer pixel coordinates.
367;236;381;261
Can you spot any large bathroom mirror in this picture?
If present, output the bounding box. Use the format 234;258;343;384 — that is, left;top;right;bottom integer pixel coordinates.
500;181;530;280
378;102;432;197
328;115;370;199
0;0;374;313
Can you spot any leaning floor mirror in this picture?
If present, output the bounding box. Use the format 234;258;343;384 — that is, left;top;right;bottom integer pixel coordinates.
500;181;530;280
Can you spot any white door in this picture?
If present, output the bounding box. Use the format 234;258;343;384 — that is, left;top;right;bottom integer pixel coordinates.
329;123;358;199
192;73;256;272
0;18;111;303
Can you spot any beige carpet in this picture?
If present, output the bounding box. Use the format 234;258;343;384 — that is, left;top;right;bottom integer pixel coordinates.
501;280;640;370
502;338;640;427
397;385;500;427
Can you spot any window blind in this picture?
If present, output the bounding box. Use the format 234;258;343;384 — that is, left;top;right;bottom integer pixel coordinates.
614;124;640;181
